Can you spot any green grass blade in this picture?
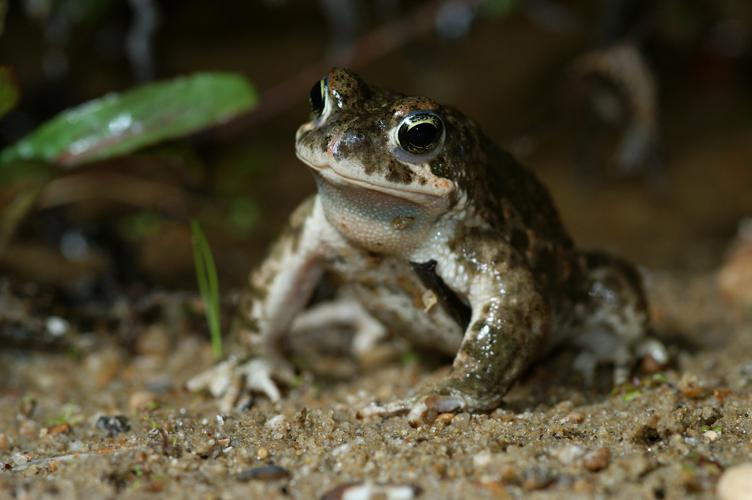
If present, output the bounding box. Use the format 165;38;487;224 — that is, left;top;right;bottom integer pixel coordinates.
191;221;223;360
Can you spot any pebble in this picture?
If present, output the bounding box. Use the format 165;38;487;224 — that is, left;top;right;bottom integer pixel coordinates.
583;447;611;472
321;482;421;500
435;413;454;426
703;430;720;442
237;465;290;481
522;466;556;491
265;414;286;430
256;447;269;460
678;373;706;399
18;419;37;440
46;423;72;436
129;390;157;411
85;348;123;388
561;411;585;425
95;415;131;436
718;463;752;500
46;316;69;337
554;444;585;465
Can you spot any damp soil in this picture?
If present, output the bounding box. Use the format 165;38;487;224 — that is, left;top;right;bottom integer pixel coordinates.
1;265;751;499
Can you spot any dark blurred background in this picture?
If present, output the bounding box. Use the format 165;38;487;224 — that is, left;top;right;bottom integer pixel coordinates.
1;0;751;300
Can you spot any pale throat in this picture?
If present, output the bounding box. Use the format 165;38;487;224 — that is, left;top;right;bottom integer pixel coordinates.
313;174;440;255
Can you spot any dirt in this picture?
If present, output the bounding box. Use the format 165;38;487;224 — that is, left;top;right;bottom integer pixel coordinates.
1;260;751;499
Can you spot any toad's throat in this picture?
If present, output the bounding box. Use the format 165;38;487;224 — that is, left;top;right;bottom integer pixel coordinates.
311;172;439;254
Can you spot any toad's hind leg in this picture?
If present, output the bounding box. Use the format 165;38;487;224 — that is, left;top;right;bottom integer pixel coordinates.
569;251;666;385
290;298;387;356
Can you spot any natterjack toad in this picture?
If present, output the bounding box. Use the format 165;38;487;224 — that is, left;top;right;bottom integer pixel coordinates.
189;68;665;423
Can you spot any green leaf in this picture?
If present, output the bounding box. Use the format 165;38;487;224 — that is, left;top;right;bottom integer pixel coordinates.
0;72;257;167
0;66;19;119
191;221;222;360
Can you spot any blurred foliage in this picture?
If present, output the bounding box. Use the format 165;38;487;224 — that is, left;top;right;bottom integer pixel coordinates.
117;210;165;242
0;72;257;167
0;66;18;119
481;0;518;17
0;0;5;36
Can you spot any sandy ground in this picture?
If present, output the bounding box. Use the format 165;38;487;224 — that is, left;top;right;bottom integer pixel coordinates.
1;264;751;500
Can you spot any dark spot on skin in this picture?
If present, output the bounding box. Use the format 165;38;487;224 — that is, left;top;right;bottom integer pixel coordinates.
385;160;414;184
320;134;331;153
429;159;449;179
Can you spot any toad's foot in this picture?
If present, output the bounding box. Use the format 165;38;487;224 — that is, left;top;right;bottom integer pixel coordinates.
572;332;669;386
186;356;296;412
357;389;467;427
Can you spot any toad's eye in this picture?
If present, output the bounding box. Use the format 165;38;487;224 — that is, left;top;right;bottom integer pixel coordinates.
397;112;444;155
309;77;327;117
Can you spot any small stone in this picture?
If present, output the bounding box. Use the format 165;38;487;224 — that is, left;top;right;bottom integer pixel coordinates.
499;465;520;485
196;438;221;459
11;453;28;466
522;466;556;491
435;413;454;425
46;316;69;337
583;447;611;471
554;444;585;465
703;430;720;442
678;373;706;399
563;411;585;424
322;482;421;500
264;414;286;430
85;348;123;388
718;463;752;500
18;419;37;439
256;447;269;460
96;415;131;436
237;464;290;481
573;478;594;493
473;451;493;468
46;423;71;436
129;391;157;411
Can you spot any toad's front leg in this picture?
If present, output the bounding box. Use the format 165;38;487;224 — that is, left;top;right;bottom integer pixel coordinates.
361;239;550;424
188;196;334;409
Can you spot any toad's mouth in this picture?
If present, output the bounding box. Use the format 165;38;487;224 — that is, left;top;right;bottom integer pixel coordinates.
296;153;453;206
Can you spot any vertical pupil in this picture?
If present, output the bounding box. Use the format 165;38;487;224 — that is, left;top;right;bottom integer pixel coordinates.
309;79;326;115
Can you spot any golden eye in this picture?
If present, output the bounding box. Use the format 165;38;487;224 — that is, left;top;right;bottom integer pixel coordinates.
309;77;327;117
397;112;444;155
